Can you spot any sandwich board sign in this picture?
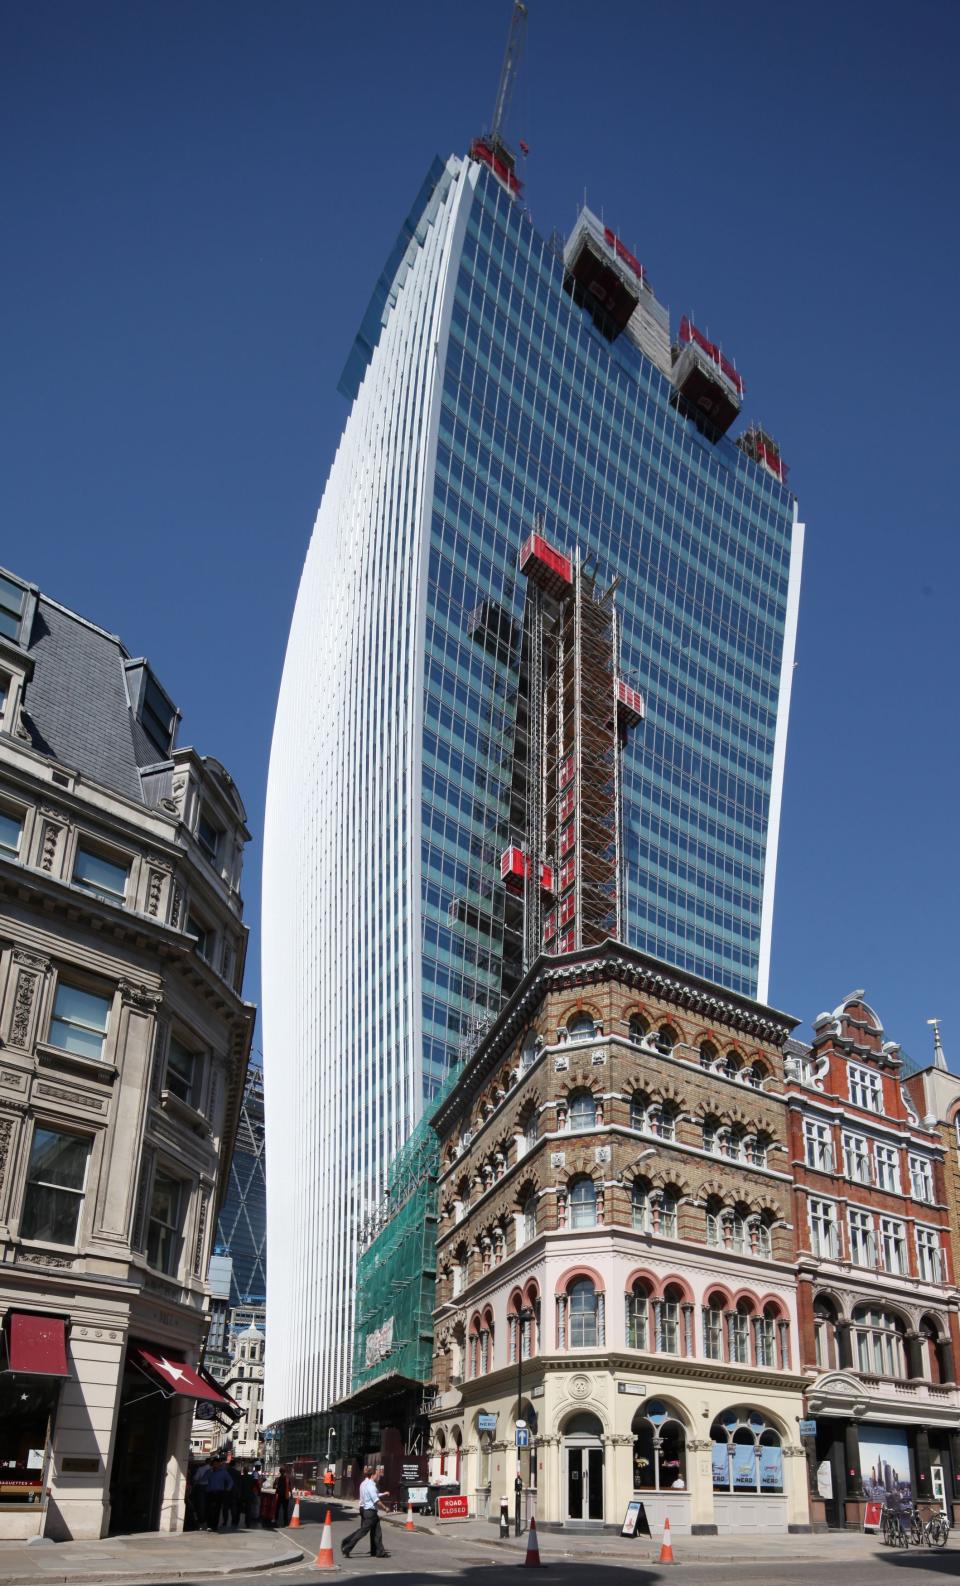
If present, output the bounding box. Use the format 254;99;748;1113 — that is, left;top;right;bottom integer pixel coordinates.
621;1499;650;1537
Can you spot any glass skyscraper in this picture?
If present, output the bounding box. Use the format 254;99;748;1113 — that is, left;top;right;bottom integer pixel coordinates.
263;150;803;1420
216;1065;266;1307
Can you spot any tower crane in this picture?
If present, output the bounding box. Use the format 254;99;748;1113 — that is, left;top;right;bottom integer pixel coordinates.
470;1;528;196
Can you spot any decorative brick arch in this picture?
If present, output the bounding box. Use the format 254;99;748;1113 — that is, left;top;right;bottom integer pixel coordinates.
658;1273;695;1303
702;1281;735;1308
555;1263;605;1295
730;1286;763;1310
623;1265;660;1294
561;1000;604;1032
756;1292;788;1315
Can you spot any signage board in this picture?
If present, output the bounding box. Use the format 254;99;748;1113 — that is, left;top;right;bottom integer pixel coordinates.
798;1419;817;1438
863;1501;883;1531
437;1494;470;1519
621;1499;650;1537
478;1413;498;1432
617;1382;647;1396
406;1486;428;1506
516;1428;529;1448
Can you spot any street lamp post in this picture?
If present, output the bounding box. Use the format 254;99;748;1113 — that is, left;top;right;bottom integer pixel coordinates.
515;1306;534;1536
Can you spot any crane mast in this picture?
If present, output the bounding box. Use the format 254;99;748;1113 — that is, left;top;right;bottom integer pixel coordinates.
490;0;527;147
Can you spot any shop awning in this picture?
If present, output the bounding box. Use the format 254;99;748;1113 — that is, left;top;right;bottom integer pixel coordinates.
128;1345;236;1408
5;1313;69;1377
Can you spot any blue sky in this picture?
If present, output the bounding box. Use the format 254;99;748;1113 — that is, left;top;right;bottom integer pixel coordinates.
3;0;957;1064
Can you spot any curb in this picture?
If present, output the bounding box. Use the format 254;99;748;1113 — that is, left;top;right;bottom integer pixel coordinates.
0;1535;303;1586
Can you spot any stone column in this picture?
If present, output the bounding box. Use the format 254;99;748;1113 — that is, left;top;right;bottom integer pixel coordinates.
783;1444;812;1531
836;1320;854;1369
537;1434;562;1526
687;1440;717;1535
938;1336;955;1384
905;1331;924;1380
606;1434;634;1524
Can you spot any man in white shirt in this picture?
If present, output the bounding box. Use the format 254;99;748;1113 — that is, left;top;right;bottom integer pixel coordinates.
341;1465;390;1558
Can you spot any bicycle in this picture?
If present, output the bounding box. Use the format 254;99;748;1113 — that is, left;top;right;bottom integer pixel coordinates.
881;1506;910;1547
907;1505;949;1547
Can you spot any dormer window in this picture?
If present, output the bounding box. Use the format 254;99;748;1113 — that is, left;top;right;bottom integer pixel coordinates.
0;573;26;642
139;671;178;758
197;810;222;864
849;1064;882;1114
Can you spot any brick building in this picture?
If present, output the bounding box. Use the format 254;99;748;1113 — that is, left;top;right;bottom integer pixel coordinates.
786;993;960;1528
430;940;810;1534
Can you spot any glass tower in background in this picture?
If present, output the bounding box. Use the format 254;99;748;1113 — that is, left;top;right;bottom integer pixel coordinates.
215;1065;266;1308
263;150;803;1420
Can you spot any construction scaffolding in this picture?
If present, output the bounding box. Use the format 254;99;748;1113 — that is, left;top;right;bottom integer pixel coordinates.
350;1079;461;1395
499;525;644;976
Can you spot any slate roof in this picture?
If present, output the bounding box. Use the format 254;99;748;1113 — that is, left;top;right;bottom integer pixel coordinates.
5;568;179;806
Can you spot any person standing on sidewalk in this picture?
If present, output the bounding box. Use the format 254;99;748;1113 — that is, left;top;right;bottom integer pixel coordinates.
341;1465;391;1559
204;1455;234;1531
274;1465;291;1527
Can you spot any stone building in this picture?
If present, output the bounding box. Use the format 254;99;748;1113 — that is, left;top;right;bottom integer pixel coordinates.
785;994;960;1528
430;940;810;1534
0;566;254;1539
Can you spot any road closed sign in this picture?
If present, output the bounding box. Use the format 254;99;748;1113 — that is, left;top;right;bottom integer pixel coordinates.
437;1494;469;1519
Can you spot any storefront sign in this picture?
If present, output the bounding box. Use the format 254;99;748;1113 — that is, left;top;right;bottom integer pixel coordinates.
478;1414;497;1432
711;1443;729;1486
732;1446;756;1488
759;1446;783;1489
437;1494;469;1518
621;1500;650;1536
60;1456;99;1474
617;1382;647;1396
798;1419;817;1438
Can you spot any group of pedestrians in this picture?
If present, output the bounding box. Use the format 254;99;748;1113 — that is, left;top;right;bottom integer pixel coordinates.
188;1454;291;1531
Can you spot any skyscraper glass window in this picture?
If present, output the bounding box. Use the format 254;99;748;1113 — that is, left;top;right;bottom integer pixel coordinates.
263;150;803;1420
216;1065;266;1308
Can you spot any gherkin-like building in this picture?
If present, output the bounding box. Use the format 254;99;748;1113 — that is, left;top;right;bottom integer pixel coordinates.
215;1065;266;1307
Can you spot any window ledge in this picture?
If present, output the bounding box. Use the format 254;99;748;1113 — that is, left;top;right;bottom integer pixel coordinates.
35;1043;117;1083
158;1089;211;1136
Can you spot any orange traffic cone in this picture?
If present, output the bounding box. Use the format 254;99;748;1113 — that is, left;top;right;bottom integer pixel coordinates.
405;1500;415;1530
521;1514;541;1567
289;1494;302;1528
314;1508;336;1570
659;1516;676;1564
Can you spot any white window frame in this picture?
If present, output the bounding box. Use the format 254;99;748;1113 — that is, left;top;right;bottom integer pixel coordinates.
809;1197;840;1259
878;1216;907;1276
874;1143;900;1193
842;1131;871;1184
847;1208;875;1267
916;1226;944;1283
908;1154;934;1204
849;1064;883;1114
48;978;112;1063
804;1120;833;1171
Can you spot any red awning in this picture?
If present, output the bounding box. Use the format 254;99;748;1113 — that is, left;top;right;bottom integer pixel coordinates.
128;1345;236;1407
6;1313;69;1377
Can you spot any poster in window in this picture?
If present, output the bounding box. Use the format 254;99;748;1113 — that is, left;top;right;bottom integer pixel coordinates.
859;1429;912;1515
758;1445;783;1489
711;1442;729;1487
732;1445;757;1488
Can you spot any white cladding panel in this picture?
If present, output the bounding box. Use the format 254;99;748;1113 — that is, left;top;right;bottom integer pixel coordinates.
262;157;476;1421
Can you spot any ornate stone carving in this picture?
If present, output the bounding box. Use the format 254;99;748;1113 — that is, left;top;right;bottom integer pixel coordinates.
569;1374;592;1399
594;1146;611;1164
9;970;38;1048
591;1047;607;1066
13;949;48;971
550;1152;565;1170
0;1068;24;1086
146;866;168;918
0;1114;14;1193
19;1250;75;1269
169;883;184;930
38;815;64;872
35;1082;106;1111
118;979;162;1013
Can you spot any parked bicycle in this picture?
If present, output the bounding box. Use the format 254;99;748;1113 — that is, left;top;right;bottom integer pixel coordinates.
881;1506;910;1547
908;1505;949;1547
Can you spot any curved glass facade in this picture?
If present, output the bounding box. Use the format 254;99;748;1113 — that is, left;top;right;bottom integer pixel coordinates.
263;152;802;1421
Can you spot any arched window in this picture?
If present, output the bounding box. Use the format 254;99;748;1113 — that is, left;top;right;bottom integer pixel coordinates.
632;1402;687;1491
711;1408;783;1494
731;1298;753;1364
643;1101;676;1142
852;1306;906;1377
567;1011;596;1038
568;1277;598;1347
521;1192;537;1246
658;1024;678;1054
569;1177;597;1230
707;1203;746;1254
452;1244;469;1298
654;1282;687;1354
919;1316;945;1384
715;1125;744;1161
724;1051;741;1079
629;1013;649;1045
626;1280;650;1349
749;1132;771;1168
703;1291;727;1361
632;1182;677;1237
630;1090;648;1130
493;1225;506;1264
742;1061;767;1089
700;1040;718;1070
478;1429;492;1487
567;1090;597;1131
435;1429;447;1477
523;1107;539;1150
468;1317;482;1379
702;1113;719;1153
813;1295;838;1370
521;1031;539;1072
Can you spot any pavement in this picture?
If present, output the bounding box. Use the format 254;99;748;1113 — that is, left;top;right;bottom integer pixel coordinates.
1;1503;958;1585
0;1525;300;1585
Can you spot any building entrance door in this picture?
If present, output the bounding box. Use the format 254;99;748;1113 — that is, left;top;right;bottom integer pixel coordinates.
931;1464;947;1513
565;1443;603;1522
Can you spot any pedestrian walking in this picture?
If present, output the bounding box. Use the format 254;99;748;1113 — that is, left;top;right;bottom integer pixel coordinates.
341;1464;390;1559
204;1454;234;1531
